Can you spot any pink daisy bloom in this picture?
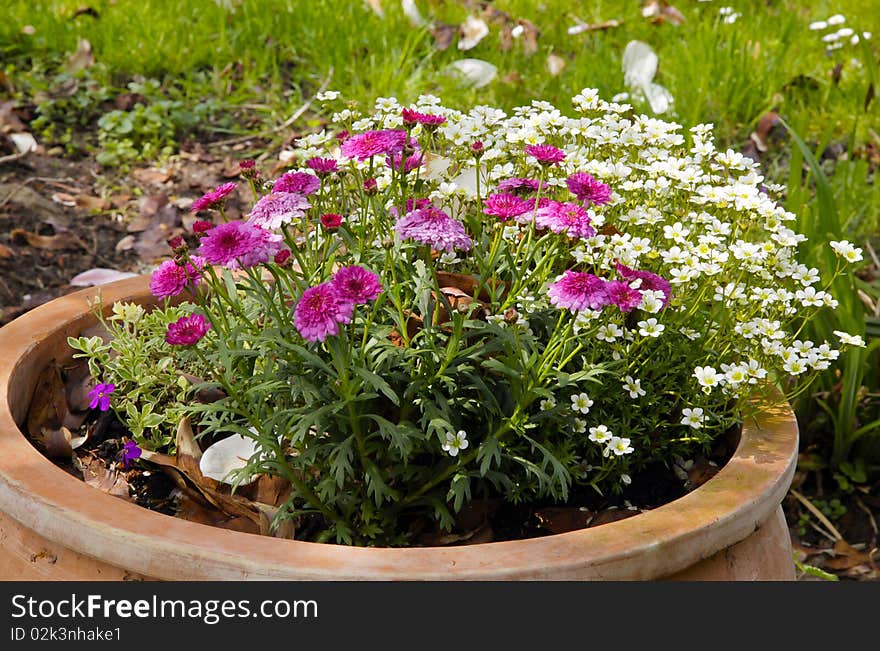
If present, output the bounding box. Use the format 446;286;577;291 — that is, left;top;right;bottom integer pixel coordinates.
615;262;671;307
483;193;533;222
401;108;446;128
332;266;383;304
387;137;423;174
273;171;320;195
294;283;355;343
247;192;311;230
198;220;282;270
340;129;407;161
191;182;237;213
394;205;473;252
165;313;211;346
535;200;596;239
390;198;431;220
604;280;643;313
566;172;612;206
548;271;609;312
524;144;566;165
496;177;543;195
149;255;207;299
306;157;338;177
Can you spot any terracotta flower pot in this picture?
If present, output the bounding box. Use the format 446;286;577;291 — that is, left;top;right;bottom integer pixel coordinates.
0;276;798;580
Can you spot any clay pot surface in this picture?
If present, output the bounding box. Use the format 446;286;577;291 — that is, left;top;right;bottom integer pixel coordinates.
0;276;798;580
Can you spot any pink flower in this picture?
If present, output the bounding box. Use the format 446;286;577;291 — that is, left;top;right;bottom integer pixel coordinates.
192;220;214;234
548;272;609;311
615;262;671;307
340;129;407;161
191;182;237;213
386;137;422;173
332;266;383;304
496;177;543;195
483;193;533;221
273;171;320;195
165;313;211;346
524;144;565;165
402;108;446;128
306;157;338;177
604;281;643;313
535;200;596;239
87;383;115;411
198;220;282;270
394;205;473;252
566;172;612;206
149;256;207;298
247;192;311;230
389;198;431;220
294;283;355;342
320;213;344;230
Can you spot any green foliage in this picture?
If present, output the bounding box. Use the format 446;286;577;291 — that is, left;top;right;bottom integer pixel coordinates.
68;300;210;448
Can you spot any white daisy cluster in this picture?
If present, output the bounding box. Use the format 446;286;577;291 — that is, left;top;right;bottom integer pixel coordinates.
808;14;871;51
280;87;863;487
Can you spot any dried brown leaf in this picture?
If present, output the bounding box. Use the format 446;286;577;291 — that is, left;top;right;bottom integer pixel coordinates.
11;228;87;251
0;243;14;259
132;167;172;185
823;539;877;571
432;23;457;51
65;38;95;73
77;454;131;500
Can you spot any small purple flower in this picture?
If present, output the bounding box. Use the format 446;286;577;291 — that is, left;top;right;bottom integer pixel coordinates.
524;144;566;165
165;314;211;346
272;171;321;195
294;283;355;343
566;172;612;206
120;440;142;468
191;182;237;213
394;205;473;252
332;266;383;304
548;272;608;312
88;383;115;412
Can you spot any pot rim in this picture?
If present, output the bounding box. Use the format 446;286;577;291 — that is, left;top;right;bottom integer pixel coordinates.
0;276;798;580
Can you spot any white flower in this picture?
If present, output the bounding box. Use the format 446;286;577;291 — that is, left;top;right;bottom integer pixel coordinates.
809;20;828;31
623;375;646;399
834;330;866;347
620;473;632;485
681;407;705;429
570;392;594;414
441;430;469;457
596;323;624;342
827;14;846;26
607;436;634;456
783;359;808;375
573;418;587;434
830;240;864;263
540;396;557;411
693;366;720;392
588;424;612;444
637;318;665;338
315;90;341;102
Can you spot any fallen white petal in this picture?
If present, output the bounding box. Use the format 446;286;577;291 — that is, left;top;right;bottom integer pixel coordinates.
446;58;497;88
69;268;139;287
199;433;259;484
